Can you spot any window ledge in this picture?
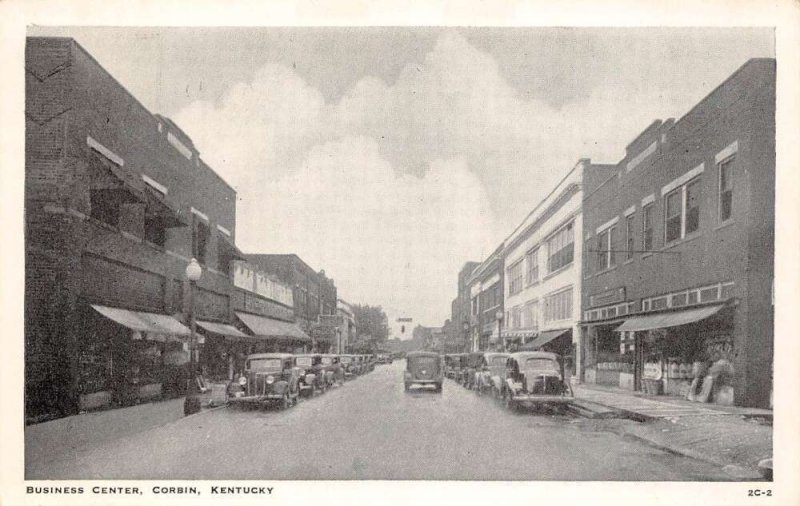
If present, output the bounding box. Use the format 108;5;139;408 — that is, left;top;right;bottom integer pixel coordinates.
662;231;703;251
542;263;573;282
714;220;735;232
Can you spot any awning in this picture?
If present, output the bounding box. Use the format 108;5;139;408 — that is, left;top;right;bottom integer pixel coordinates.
502;329;538;340
219;234;246;260
88;151;146;203
235;312;311;342
519;328;571;351
196;320;250;339
615;304;725;332
92;304;190;336
143;185;189;228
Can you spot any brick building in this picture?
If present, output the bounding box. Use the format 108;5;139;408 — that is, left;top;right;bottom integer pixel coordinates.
467;246;504;352
25;37;247;421
449;261;479;353
246;254;338;352
580;59;775;408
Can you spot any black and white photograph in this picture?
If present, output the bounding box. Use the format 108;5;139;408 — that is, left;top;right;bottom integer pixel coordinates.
2;1;800;505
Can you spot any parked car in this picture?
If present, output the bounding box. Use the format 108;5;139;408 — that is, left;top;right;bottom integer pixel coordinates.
444;354;460;379
319;354;344;386
502;352;573;410
227;353;300;409
475;352;510;396
340;354;357;379
404;351;443;392
461;352;484;389
293;354;327;396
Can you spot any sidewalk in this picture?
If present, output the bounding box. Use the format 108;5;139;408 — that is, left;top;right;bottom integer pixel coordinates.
25;390;223;471
573;383;773;479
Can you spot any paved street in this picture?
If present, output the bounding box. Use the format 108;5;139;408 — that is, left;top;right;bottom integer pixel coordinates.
27;361;733;480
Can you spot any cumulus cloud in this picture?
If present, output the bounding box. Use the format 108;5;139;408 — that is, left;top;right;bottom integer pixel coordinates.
172;29;739;328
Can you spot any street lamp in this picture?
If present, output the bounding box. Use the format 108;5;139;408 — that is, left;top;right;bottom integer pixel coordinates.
184;258;202;416
495;310;504;352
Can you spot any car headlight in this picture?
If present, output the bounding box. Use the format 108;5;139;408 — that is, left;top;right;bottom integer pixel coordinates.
266;375;275;384
238;376;247;386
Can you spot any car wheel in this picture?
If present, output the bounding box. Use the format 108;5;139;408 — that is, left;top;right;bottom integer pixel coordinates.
436;382;443;393
281;393;291;410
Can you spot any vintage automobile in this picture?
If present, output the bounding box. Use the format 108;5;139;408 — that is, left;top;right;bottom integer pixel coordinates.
339;354;357;379
319;354;344;386
227;353;300;409
293;354;327;396
502;352;573;409
444;354;461;379
475;352;510;396
404;351;444;392
461;352;485;389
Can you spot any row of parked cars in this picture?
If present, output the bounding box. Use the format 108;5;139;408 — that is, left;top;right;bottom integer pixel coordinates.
444;351;574;410
227;353;379;409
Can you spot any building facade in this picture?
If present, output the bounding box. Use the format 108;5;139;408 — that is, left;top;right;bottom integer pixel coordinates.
246;254;338;352
501;160;594;377
25;37;245;421
580;59;775;408
336;298;357;353
451;262;479;352
467;246;505;352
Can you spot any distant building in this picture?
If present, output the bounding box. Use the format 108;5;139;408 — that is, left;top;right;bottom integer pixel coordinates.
336;298;356;353
580;59;775;408
246;254;338;352
450;262;479;353
467;246;504;352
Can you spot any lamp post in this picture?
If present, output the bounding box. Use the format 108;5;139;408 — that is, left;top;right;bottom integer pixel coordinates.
184;258;202;416
495;310;504;352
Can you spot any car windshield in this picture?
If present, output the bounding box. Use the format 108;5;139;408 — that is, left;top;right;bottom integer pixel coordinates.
248;358;282;370
295;357;313;367
523;358;559;371
320;357;332;365
341;357;352;363
489;356;507;366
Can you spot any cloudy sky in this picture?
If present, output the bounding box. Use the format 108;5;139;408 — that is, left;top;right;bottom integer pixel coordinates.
29;26;773;334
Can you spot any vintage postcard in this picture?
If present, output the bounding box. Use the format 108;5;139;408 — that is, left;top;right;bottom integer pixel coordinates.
1;1;799;505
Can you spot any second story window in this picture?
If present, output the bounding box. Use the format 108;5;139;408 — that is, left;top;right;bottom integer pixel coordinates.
719;156;735;222
547;221;574;273
192;218;210;265
525;248;539;285
508;262;523;295
625;214;635;261
665;177;702;244
596;225;616;271
642;203;654;252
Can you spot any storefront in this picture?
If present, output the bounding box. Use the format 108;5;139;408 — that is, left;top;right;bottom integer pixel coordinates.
79;304;191;410
195;320;252;382
615;303;735;404
235;311;312;355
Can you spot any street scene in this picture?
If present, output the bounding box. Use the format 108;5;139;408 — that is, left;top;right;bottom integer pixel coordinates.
22;26;775;483
27;359;751;480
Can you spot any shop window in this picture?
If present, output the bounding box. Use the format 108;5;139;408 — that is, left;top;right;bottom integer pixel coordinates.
651;297;668;310
625;214;635;260
90;190;121;228
547;222;574;273
192;219;210;265
719;157;734;222
642;203;654;252
700;286;719;303
544;287;573;323
525;248;539;285
671;292;687;307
